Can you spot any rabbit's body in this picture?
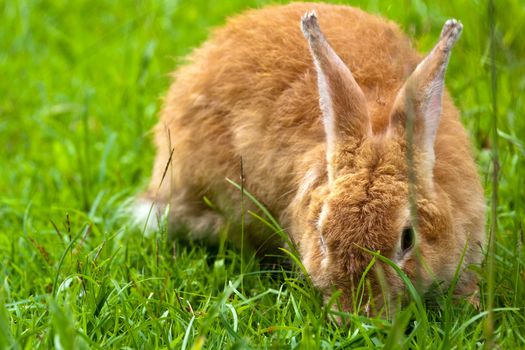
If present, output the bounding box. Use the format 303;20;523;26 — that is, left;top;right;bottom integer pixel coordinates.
138;3;485;310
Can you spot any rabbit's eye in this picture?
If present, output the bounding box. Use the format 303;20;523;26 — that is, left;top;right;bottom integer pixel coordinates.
401;227;415;252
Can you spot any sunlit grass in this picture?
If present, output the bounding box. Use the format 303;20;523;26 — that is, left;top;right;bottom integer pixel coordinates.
1;0;524;348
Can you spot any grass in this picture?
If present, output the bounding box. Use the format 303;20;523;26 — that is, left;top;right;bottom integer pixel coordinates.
1;0;524;348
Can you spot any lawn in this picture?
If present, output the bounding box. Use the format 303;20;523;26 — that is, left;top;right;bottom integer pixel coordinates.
1;0;524;348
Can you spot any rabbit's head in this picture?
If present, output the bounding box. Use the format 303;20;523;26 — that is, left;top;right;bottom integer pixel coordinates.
299;12;477;311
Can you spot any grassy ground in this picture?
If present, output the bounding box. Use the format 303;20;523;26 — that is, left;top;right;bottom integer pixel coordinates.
1;0;524;348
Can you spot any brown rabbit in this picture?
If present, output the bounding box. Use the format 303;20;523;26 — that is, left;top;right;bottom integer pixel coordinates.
134;3;485;311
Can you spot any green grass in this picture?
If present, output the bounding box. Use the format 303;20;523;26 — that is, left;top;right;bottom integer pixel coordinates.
1;0;524;348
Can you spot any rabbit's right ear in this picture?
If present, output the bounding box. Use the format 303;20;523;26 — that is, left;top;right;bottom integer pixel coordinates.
301;12;370;183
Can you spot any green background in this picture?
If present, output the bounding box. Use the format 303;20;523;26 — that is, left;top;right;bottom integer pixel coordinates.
1;0;524;348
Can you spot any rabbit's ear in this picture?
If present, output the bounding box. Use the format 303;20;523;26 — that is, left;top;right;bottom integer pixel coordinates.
301;12;370;183
389;20;463;172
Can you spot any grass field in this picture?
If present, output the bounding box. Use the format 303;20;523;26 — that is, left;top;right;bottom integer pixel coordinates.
1;0;524;348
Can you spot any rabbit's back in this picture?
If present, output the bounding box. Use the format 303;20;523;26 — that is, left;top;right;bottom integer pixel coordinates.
165;3;419;130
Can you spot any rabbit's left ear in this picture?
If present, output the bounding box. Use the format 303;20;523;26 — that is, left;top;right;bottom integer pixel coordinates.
301;11;370;184
389;19;463;172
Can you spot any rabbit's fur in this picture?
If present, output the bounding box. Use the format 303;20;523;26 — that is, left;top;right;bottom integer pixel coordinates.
136;3;485;310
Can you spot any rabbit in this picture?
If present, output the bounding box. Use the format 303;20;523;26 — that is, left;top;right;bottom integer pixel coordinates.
134;2;485;311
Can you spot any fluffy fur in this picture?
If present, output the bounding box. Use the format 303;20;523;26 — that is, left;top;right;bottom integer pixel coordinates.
137;3;485;311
